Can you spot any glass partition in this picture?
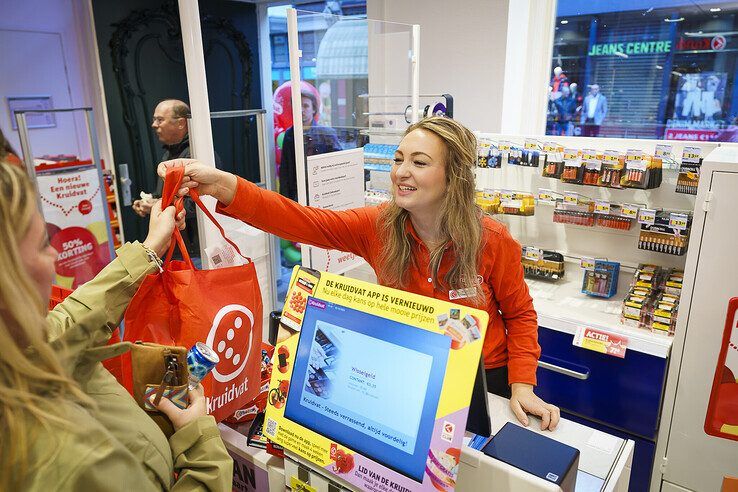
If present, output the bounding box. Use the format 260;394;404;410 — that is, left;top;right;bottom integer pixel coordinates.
548;1;738;142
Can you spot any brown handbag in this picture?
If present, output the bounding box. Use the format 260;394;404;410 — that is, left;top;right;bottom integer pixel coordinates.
127;342;190;438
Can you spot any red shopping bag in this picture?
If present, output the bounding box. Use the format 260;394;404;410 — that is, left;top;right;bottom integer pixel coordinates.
122;167;262;422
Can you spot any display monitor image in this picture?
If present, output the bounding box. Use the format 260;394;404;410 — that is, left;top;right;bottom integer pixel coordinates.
284;297;452;482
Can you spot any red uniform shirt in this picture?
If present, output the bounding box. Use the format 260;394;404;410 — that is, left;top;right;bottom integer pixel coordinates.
217;177;540;385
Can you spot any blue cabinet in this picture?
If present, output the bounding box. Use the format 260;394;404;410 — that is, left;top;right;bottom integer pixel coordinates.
535;326;669;491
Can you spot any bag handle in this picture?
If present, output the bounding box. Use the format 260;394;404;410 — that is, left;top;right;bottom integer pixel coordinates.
162;166;251;266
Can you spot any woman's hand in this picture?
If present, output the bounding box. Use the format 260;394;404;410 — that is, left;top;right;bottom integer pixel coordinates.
157;158;238;206
153;383;208;432
510;383;560;431
142;200;185;257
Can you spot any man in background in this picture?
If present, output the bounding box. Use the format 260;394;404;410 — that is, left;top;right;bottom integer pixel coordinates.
581;84;608;137
133;99;200;257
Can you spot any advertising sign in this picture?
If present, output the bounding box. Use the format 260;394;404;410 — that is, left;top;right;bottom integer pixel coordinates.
573;326;628;358
230;450;270;492
306;148;365;274
265;267;488;492
36;163;112;288
704;298;738;441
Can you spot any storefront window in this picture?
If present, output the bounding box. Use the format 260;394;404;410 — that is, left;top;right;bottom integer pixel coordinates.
548;1;738;142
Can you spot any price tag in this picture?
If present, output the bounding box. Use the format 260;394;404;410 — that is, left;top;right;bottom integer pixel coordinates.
682;146;701;164
594;200;611;214
543;142;559;153
621;204;640;218
564;192;579;204
523;247;542;261
498;140;511;152
537;189;555;204
603;150;620;163
582;149;597;161
501;190;514;200
502;199;523;208
563;148;579;161
638;208;657;226
573;326;628;358
655;144;673;158
580;256;596;270
669;212;689;230
524;138;539;150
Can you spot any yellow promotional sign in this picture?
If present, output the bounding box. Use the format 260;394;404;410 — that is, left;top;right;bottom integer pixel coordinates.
265;267;488;492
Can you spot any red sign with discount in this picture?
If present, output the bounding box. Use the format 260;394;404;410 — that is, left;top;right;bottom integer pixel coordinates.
573;326;628;358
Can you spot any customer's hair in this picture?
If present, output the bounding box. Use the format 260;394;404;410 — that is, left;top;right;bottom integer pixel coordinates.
0;163;93;489
160;99;191;119
0;126;17;162
377;117;483;303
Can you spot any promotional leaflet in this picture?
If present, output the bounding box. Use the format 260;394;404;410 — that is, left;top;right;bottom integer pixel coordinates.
265;267;488;492
36;163;113;288
306;148;365;274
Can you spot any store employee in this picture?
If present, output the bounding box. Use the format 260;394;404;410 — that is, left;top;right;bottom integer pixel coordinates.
160;117;560;431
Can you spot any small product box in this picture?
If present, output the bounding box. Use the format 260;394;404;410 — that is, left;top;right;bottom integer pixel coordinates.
541;142;564;178
561;148;585;184
521;247;565;281
638;211;692;256
600;150;624;188
581;260;620;298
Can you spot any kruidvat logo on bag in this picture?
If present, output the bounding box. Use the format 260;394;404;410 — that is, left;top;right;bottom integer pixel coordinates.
206;304;254;383
307;299;326;310
207;380;250;414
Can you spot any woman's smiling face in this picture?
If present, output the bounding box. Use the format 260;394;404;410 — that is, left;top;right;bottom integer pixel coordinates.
390;128;447;216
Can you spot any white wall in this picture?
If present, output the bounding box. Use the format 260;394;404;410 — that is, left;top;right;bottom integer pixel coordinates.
367;0;511;132
0;0;112;168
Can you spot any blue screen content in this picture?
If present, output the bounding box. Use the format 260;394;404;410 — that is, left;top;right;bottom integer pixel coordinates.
284;298;451;482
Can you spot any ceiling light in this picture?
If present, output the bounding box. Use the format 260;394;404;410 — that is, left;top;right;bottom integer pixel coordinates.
665;17;685;22
560;20;569;25
710;8;722;13
656;65;663;69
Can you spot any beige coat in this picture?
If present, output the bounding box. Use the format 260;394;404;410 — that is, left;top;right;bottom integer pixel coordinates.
26;242;232;490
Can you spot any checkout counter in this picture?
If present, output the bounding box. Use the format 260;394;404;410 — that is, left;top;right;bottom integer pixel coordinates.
219;393;633;492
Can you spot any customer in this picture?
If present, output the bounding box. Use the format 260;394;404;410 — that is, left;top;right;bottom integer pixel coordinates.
161;117;560;431
0;163;232;490
279;87;341;202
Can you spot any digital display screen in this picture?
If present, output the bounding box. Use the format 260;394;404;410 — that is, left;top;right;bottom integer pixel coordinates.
284;298;451;482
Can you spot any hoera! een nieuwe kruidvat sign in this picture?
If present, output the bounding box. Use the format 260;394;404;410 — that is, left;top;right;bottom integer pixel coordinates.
588;40;672;56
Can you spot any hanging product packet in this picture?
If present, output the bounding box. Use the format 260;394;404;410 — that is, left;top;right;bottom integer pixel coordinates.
123;167;263;422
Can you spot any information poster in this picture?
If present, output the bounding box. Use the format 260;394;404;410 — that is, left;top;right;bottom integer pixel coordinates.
265;267;488;492
306;148;365;274
36;164;112;288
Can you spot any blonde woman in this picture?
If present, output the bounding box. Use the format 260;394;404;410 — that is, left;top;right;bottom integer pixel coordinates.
0;163;232;490
162;116;559;430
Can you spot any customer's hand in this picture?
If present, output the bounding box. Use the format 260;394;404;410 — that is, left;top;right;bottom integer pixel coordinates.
158;158;238;206
153;383;208;432
510;383;560;431
142;200;185;257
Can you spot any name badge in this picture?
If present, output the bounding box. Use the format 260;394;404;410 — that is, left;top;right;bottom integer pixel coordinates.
449;287;477;300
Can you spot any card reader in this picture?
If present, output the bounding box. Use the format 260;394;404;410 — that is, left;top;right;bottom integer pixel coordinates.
482;422;579;492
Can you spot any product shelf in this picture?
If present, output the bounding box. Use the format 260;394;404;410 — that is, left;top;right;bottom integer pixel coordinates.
526;260;672;358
